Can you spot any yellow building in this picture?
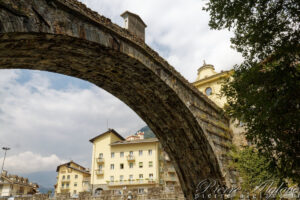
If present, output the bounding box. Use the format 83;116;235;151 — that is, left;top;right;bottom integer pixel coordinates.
194;63;233;108
193;63;247;146
55;161;91;197
89;129;179;195
0;170;39;197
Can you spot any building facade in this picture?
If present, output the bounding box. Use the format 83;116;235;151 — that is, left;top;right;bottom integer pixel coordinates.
0;170;39;197
89;129;180;195
193;63;247;146
55;161;91;197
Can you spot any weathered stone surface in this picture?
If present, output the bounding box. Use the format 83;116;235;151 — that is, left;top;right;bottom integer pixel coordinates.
0;0;234;199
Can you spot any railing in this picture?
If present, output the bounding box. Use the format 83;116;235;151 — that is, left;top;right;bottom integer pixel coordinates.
108;179;157;186
159;167;164;172
168;166;176;172
83;177;90;182
164;176;177;182
96;169;104;175
97;157;104;163
61;179;70;182
61;186;70;190
126;155;135;161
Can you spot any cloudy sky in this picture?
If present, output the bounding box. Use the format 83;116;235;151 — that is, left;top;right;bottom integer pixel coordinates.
0;0;243;187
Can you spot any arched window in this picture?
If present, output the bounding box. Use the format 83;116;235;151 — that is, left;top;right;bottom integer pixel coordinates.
205;87;212;96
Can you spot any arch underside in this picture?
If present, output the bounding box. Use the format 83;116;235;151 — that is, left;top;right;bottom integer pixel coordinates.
0;0;232;198
0;33;225;197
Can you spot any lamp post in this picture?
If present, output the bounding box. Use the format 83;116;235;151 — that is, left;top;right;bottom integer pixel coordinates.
1;147;10;175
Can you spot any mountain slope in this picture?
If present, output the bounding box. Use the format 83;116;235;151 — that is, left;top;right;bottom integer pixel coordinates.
137;126;156;138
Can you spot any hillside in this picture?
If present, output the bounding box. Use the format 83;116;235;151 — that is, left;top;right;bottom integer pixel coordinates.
137;126;156;138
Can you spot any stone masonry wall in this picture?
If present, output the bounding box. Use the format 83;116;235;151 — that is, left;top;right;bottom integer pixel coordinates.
0;0;235;198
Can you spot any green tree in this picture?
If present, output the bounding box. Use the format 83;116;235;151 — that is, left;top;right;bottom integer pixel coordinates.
204;0;300;183
228;146;281;191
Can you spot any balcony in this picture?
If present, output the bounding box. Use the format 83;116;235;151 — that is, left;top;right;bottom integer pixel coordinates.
107;179;157;186
126;155;135;162
168;166;176;173
159;167;164;173
96;157;104;163
61;179;70;182
83;177;90;182
61;186;70;190
165;176;177;182
96;169;104;175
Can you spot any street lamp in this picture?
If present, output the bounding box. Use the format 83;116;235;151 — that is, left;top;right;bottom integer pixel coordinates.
1;147;10;175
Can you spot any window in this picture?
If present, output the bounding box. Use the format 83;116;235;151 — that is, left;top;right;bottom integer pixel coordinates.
120;163;124;169
66;183;69;187
75;175;78;179
139;150;143;156
205;87;212;96
138;188;144;194
110;164;114;170
129;175;133;183
99;153;103;158
129;163;133;168
120;175;124;183
99;165;103;169
129;151;133;156
148;149;152;155
139;174;143;183
120;152;124;157
139;162;143;168
149;173;153;180
67;175;70;179
74;183;77;187
149;161;153;167
110;176;114;182
74;190;77;194
111;152;115;158
62;183;64;187
62;175;65;180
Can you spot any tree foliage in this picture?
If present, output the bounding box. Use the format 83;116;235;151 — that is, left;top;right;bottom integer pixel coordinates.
204;0;300;183
228;145;281;191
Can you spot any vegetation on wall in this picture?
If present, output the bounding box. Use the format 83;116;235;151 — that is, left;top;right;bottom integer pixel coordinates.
204;0;300;183
228;145;281;191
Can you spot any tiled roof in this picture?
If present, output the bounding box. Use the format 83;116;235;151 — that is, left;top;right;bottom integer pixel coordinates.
110;138;159;145
56;161;90;174
89;129;125;143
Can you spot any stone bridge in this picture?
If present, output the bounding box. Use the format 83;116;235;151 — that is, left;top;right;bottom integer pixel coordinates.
0;0;234;198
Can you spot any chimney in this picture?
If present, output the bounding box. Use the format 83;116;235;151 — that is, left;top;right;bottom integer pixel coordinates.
121;11;147;42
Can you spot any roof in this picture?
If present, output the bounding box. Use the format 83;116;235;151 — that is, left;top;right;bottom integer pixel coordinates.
193;69;233;86
197;64;215;72
110;138;159;146
0;174;38;188
56;161;90;174
89;129;125;143
121;11;147;27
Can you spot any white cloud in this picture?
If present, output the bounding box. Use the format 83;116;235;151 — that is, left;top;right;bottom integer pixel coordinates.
79;0;244;82
1;151;66;174
0;69;145;171
0;1;244;176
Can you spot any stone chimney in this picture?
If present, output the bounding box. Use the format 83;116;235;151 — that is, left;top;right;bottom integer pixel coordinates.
121;11;147;41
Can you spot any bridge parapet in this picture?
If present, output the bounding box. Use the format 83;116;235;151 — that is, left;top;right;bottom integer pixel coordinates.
0;0;235;198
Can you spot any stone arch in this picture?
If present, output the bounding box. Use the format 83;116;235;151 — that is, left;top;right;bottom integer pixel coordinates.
0;0;233;198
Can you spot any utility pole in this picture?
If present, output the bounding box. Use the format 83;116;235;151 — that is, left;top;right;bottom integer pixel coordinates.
1;147;10;175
